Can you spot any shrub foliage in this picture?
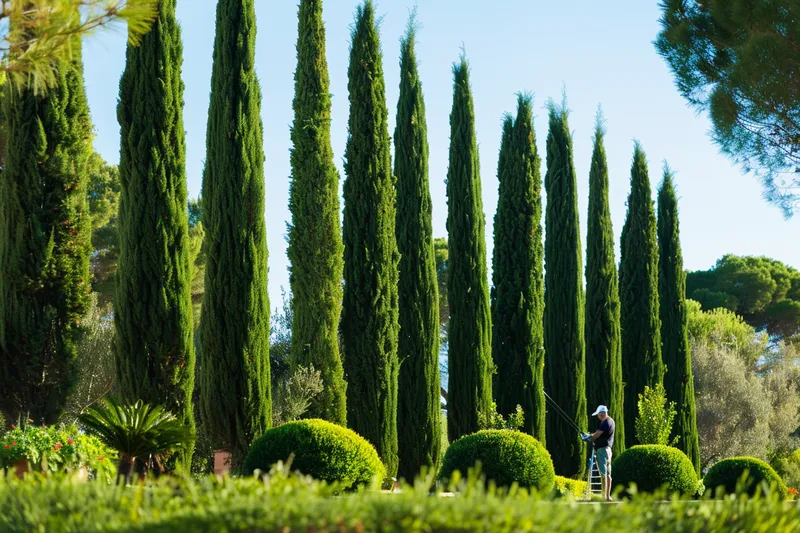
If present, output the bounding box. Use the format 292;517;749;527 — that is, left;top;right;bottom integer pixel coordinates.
243;419;385;488
704;457;788;500
439;429;555;490
612;444;698;495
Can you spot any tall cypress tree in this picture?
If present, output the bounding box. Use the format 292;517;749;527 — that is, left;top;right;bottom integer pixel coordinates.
491;95;545;439
584;110;625;457
543;101;586;478
115;0;195;467
0;49;93;424
620;143;663;448
657;167;700;473
200;0;270;467
394;17;442;480
288;0;346;424
342;0;399;477
445;56;492;442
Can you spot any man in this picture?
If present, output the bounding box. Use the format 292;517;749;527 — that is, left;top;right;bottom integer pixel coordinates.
582;405;615;501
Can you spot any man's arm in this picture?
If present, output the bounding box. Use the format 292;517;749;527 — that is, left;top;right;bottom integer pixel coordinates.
589;429;602;442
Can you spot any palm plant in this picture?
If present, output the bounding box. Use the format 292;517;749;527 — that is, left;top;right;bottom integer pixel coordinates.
79;398;194;483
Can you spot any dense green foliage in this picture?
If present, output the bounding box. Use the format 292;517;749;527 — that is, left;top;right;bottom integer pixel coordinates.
0;46;93;424
433;237;449;335
612;444;698;495
620;143;663;448
2;472;800;532
439;430;555;490
584;111;624;456
656;0;800;211
341;0;400;477
287;0;346;424
199;0;271;467
114;0;195;469
543;102;586;477
687;255;800;340
552;475;587;499
445;57;492;442
243;419;385;488
394;19;442;481
491;96;545;438
634;384;676;446
686;299;767;368
704;457;788;500
657;169;700;472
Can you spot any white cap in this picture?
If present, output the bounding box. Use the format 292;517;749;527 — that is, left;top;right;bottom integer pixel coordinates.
591;405;608;416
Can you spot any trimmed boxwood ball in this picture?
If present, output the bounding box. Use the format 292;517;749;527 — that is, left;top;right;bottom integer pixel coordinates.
704;457;788;499
243;419;385;488
613;445;697;495
438;430;555;491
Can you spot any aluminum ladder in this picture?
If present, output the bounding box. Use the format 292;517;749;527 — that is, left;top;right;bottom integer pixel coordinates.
584;448;603;499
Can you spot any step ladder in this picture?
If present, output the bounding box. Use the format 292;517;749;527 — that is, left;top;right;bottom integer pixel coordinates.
584;448;603;500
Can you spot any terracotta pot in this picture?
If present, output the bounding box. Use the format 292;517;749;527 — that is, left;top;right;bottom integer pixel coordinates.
214;450;232;475
12;459;29;479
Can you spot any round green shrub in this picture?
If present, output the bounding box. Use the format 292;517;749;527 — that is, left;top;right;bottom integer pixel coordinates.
243;419;385;488
438;430;555;491
704;457;788;499
552;475;587;499
612;445;698;495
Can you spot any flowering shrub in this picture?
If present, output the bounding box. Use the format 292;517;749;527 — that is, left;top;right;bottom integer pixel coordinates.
0;422;116;483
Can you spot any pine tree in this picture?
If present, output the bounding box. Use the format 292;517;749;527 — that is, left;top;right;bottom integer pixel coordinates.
657;167;700;473
200;0;270;468
287;0;346;424
0;48;93;424
584;110;625;457
445;56;492;442
491;95;545;439
394;17;442;481
342;0;399;477
620;143;663;448
115;0;195;468
543;101;586;478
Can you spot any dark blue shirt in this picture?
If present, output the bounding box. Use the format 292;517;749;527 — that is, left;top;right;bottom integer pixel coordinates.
594;417;614;449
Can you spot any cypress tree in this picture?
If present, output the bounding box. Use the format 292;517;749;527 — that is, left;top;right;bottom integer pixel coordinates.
115;0;195;467
0;49;93;424
584;110;625;457
620;143;663;448
394;17;442;480
543;101;586;478
288;0;346;424
342;0;399;477
200;0;271;468
657;167;700;473
491;95;545;439
445;56;492;442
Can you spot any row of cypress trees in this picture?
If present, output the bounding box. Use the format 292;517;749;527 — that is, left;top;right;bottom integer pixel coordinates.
0;0;699;480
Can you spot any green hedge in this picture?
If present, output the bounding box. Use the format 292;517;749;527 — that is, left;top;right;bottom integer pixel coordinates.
243;419;384;488
439;430;555;491
704;457;788;499
612;445;698;496
1;472;800;532
552;475;586;498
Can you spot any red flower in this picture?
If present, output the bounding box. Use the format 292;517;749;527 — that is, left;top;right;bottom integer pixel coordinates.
54;443;63;451
98;457;104;461
67;438;73;445
4;445;8;449
11;442;16;447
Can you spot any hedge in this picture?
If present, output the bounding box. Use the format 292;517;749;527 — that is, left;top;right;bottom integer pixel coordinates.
439;430;555;491
552;475;587;498
243;419;385;488
704;456;788;500
1;472;800;532
612;445;698;495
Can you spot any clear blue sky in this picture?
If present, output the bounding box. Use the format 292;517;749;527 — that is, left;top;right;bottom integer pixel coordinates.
83;0;800;307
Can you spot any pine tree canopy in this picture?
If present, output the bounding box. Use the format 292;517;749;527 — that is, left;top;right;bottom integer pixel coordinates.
445;55;492;443
200;0;271;468
491;94;545;440
620;142;664;448
584;108;625;457
543;100;587;478
657;166;700;473
287;0;346;424
342;0;400;478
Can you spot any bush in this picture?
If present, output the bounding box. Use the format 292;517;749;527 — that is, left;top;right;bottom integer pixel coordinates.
438;430;554;491
704;457;788;499
552;475;586;499
612;445;698;495
243;419;384;488
772;449;800;491
635;384;677;446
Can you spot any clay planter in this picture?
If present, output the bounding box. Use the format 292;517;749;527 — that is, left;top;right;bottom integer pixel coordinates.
12;459;29;479
214;450;232;475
